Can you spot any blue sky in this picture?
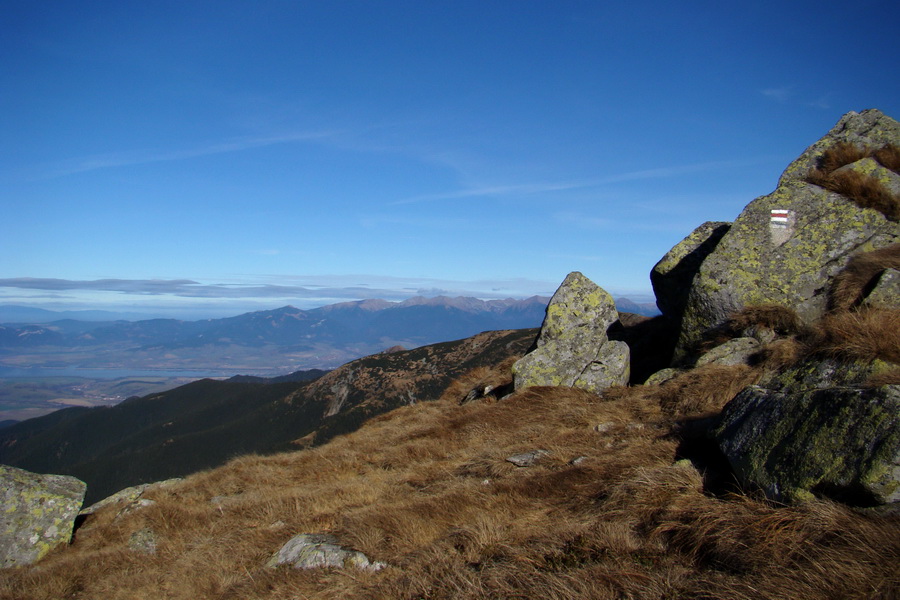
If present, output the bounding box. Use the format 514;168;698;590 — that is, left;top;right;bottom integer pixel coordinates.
2;0;898;318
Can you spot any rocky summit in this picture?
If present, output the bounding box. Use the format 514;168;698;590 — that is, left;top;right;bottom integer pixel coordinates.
654;108;900;360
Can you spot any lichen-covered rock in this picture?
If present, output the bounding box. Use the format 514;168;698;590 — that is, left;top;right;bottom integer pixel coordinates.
758;356;896;394
80;478;182;516
512;272;629;393
716;384;900;505
695;337;761;367
644;367;683;386
0;464;86;567
128;527;158;554
673;109;900;357
867;268;900;307
266;533;385;570
777;109;900;185
651;221;730;318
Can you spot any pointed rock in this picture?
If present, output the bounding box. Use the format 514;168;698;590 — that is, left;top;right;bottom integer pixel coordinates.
513;272;629;393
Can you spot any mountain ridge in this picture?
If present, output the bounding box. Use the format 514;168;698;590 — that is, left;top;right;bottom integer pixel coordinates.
0;296;657;375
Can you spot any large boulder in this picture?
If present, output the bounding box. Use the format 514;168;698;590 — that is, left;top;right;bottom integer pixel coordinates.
512;272;629;393
651;221;730;319
716;383;900;506
669;109;900;357
0;465;86;567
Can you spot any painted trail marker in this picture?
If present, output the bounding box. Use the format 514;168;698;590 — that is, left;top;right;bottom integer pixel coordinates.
769;208;793;246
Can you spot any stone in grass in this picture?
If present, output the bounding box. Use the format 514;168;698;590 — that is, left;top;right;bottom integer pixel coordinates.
267;533;385;571
506;449;550;467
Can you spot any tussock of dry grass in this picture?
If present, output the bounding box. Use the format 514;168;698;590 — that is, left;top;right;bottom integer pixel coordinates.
805;307;900;364
806;142;900;221
817;141;872;173
812;142;900;175
698;304;807;354
439;356;518;404
656;364;762;419
874;143;900;173
830;243;900;311
807;168;899;220
723;303;806;336
864;367;900;387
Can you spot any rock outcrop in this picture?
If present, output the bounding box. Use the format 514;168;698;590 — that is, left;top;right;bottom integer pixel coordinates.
657;109;899;359
80;478;182;518
716;383;900;505
0;465;86;568
651;221;730;319
512;272;629;393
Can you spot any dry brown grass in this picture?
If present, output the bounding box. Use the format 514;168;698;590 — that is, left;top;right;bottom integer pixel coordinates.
695;304;807;361
2;322;898;599
439;356;518;404
864;367;900;387
656;364;763;419
829;243;900;311
874;143;900;173
724;303;806;336
807;168;899;220
804;307;900;364
806;142;900;221
816;141;872;173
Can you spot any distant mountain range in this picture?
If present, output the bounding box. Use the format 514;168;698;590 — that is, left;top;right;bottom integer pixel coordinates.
0;296;658;375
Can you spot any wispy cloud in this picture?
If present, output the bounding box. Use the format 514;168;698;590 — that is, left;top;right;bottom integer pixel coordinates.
391;180;594;205
761;87;793;102
807;94;833;110
43;131;337;179
394;158;760;205
761;87;832;110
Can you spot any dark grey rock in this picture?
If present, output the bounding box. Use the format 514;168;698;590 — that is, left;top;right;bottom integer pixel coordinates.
695;337;761;367
651;221;731;319
506;450;550;467
716;384;900;505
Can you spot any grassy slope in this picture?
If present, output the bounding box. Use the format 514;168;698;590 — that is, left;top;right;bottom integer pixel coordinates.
2;352;897;599
0;329;538;505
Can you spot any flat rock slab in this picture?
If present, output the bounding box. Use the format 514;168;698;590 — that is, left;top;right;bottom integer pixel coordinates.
506;450;550;467
0;464;86;568
80;478;182;516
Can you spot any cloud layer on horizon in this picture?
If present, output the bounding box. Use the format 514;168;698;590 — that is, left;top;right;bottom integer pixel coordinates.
0;275;560;302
